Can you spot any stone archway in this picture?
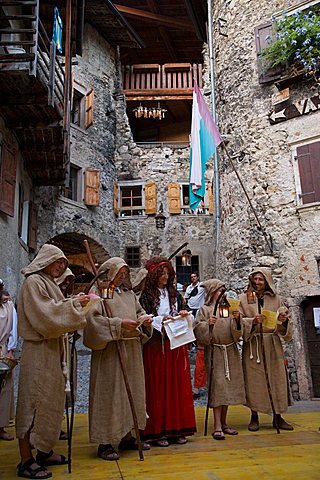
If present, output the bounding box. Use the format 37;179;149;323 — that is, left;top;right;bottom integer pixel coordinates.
47;233;109;289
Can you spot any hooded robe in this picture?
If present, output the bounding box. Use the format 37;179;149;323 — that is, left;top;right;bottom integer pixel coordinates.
194;279;245;407
15;244;86;452
83;258;152;445
239;267;293;414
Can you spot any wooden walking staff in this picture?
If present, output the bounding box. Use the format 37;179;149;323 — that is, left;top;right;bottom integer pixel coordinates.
204;288;225;436
83;240;145;460
257;295;280;434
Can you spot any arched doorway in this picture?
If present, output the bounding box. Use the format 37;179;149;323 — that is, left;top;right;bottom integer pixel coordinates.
302;296;320;398
47;232;109;294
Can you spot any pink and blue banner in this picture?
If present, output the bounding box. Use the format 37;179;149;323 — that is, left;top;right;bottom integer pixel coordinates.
189;82;222;211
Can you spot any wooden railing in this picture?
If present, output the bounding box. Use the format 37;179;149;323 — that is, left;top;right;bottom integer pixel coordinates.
0;0;65;111
122;63;202;94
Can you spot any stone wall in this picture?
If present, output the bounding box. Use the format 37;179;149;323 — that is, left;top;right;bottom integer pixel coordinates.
210;0;320;399
114;96;216;280
36;24;120;258
0;117;33;301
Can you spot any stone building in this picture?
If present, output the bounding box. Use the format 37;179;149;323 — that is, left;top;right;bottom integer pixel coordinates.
210;0;320;400
1;0;318;402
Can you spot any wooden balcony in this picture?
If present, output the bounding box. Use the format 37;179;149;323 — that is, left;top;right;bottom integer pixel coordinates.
122;63;202;100
0;0;68;185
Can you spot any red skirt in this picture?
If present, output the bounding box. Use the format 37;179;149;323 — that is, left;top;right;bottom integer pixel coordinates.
143;333;197;439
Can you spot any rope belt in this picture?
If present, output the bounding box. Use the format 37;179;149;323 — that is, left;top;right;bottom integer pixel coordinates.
249;332;275;364
212;342;236;381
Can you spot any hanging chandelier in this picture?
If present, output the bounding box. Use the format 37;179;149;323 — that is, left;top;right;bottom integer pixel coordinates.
133;102;167;120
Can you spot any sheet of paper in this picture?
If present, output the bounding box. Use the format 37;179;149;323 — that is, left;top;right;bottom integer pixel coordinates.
163;315;195;350
82;298;102;315
227;299;240;311
261;309;277;329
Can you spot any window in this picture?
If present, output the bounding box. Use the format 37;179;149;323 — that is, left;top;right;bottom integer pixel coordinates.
168;182;212;215
18;192;38;250
255;1;320;84
296;141;320;205
125;246;141;267
60;164;82;202
115;181;157;217
120;184;143;216
71;83;94;129
175;255;200;287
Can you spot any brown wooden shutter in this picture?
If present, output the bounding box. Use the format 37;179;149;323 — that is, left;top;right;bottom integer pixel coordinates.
114;183;119;215
208;181;214;215
255;22;283;84
85;88;94;128
84;168;100;206
0;143;17;217
18;182;24;236
168;183;181;214
145;181;156;215
28;201;38;250
297;142;320;204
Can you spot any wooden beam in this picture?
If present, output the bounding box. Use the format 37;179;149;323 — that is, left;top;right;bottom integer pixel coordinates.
124;95;193;101
114;4;194;31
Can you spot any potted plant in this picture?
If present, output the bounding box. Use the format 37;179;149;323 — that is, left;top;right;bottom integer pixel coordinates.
262;6;320;81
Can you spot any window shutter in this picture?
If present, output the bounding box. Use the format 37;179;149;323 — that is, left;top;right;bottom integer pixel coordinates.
208;181;214;215
297;142;320;204
114;183;119;215
84;168;100;206
145;181;156;215
168;183;181;214
85;88;94;128
28;201;38;250
18;183;24;236
255;22;283;84
0;143;17;217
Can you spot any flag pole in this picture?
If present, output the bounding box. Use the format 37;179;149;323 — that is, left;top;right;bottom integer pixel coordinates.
207;0;221;272
220;142;273;253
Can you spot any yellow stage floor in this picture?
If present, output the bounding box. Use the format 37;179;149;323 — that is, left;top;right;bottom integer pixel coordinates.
1;406;319;480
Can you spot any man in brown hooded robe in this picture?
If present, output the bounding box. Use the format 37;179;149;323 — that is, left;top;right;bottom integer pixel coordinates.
16;244;89;479
83;257;153;461
239;267;293;432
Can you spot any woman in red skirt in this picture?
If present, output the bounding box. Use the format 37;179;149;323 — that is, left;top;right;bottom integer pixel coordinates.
140;257;196;447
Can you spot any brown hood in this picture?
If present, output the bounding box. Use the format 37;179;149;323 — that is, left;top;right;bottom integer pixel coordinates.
56;267;75;286
248;267;276;295
200;279;225;305
98;257;132;290
21;244;68;277
132;268;148;290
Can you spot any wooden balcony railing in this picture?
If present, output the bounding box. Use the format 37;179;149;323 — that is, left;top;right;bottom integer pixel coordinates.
122;63;202;100
0;0;65;112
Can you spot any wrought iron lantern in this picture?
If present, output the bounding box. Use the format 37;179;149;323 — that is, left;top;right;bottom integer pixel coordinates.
246;290;257;304
218;295;230;318
101;283;115;299
155;203;166;229
181;249;192;267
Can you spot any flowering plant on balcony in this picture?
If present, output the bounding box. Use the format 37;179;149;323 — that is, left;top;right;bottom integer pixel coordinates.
262;7;320;78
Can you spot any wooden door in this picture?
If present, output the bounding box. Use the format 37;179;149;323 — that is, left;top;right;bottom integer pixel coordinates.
303;296;320;397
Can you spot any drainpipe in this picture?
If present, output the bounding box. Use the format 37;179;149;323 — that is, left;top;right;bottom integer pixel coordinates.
207;0;220;271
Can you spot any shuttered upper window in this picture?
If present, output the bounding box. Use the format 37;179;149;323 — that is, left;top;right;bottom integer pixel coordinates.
0;143;17;217
71;83;94;130
168;182;213;215
296;141;320;205
114;181;157;217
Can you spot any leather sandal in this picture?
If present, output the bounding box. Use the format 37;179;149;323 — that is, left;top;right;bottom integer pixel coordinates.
36;450;68;466
222;425;238;435
119;436;150;450
156;437;169;447
273;415;294;431
97;444;120;461
212;430;225;440
248;415;259;432
17;457;52;479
